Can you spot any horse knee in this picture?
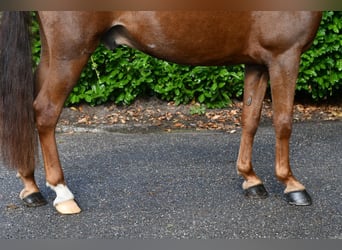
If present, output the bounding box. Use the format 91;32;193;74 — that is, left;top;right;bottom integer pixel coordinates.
273;114;292;139
241;107;262;136
242;120;259;136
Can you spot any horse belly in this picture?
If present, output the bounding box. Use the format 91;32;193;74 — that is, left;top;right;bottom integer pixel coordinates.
110;11;253;66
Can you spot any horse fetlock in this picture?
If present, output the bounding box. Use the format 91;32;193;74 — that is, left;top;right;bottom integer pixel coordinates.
242;178;263;190
275;165;293;181
284;180;306;193
236;161;253;175
18;174;40;198
237;164;264;190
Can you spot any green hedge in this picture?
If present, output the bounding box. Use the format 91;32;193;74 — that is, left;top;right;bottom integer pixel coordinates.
32;11;341;108
297;11;342;100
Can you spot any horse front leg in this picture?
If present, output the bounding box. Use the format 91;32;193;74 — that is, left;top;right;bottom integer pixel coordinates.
33;56;91;214
269;50;312;206
237;64;269;198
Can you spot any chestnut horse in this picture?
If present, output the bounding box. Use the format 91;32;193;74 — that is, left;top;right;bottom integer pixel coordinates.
0;11;322;214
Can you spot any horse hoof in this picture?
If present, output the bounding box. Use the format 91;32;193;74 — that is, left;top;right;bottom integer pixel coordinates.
284;190;312;206
55;199;81;214
21;192;48;207
244;184;268;199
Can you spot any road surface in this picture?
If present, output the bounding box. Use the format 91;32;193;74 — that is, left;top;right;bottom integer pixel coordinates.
0;121;341;239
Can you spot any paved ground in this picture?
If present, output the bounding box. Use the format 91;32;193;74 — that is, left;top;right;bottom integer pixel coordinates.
0;120;341;239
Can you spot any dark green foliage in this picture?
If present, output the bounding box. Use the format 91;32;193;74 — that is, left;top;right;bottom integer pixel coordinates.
69;46;156;106
297;11;342;100
65;45;245;108
151;62;244;108
31;11;341;108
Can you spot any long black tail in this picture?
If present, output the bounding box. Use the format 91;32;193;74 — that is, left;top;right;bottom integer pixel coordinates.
0;11;38;172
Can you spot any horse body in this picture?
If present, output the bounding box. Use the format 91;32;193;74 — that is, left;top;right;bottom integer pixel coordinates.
0;11;322;214
104;11;253;65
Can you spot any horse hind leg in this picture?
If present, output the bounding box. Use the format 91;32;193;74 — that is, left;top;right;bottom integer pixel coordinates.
237;64;269;198
33;54;92;214
15;93;47;207
17;170;47;207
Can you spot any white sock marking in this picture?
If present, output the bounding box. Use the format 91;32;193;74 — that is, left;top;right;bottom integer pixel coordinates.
46;183;75;206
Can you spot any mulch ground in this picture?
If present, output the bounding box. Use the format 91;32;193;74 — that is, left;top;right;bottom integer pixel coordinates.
57;96;342;133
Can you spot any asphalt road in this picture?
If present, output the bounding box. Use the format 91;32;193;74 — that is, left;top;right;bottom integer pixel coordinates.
0;120;341;239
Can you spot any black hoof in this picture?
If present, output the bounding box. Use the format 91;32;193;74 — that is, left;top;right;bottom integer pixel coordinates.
21;192;48;207
244;184;268;199
284;190;312;206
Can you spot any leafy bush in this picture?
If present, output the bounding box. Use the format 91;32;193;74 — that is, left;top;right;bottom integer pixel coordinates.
151;62;244;108
31;11;341;107
297;11;342;100
65;45;245;108
69;46;156;106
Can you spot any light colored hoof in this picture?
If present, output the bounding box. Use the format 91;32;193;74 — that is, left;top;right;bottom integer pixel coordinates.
55;199;81;215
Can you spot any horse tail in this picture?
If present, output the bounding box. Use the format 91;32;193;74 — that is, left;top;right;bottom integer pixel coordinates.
0;11;38;172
